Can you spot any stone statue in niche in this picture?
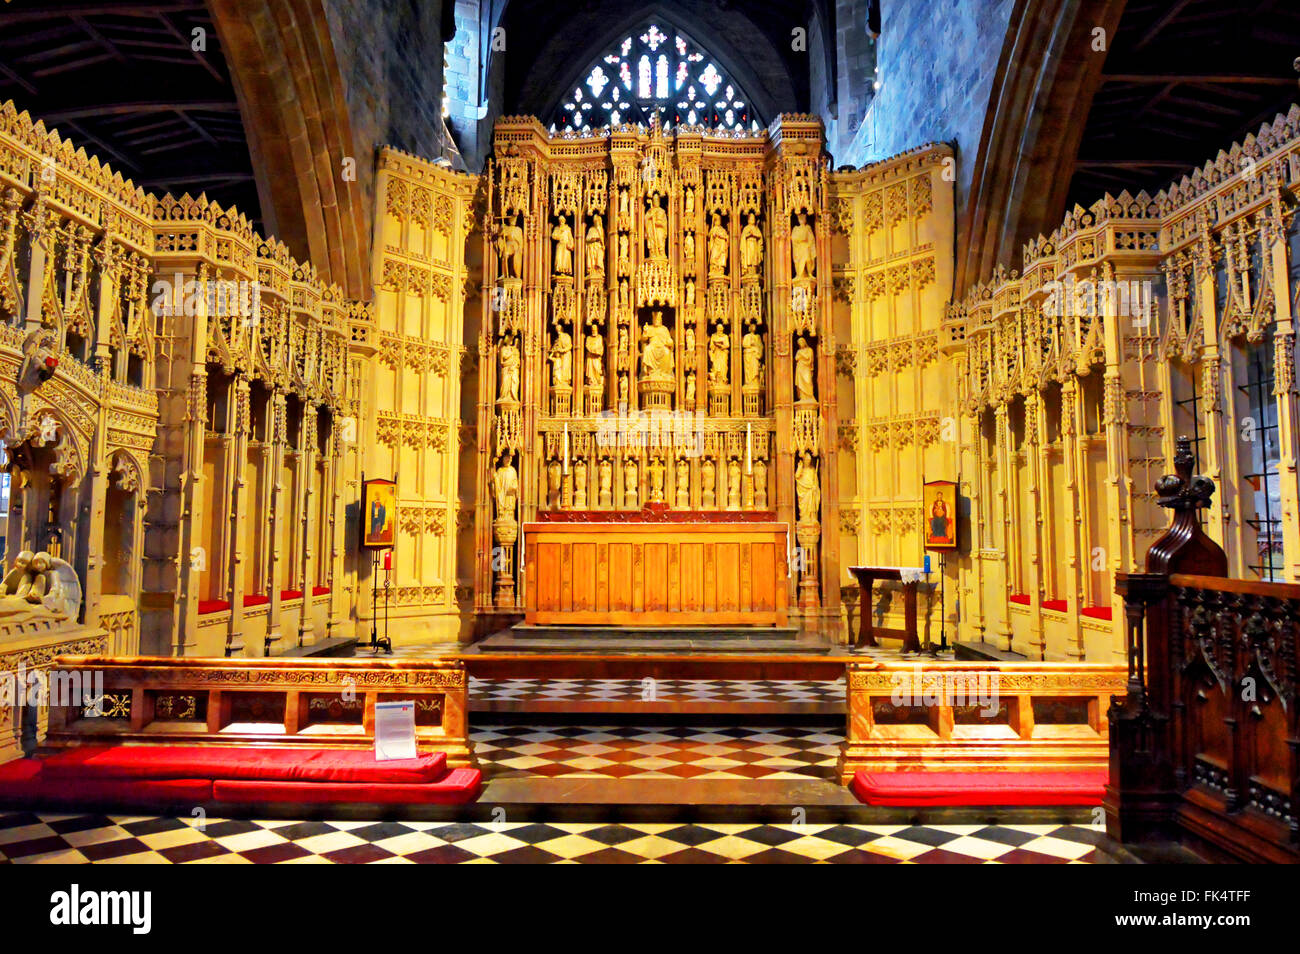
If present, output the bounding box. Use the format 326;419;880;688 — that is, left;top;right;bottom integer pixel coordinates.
598;457;613;508
585;332;604;387
574;462;588;508
646;199;668;260
618;373;629;405
618;188;629;218
684;187;695;217
549;326;573;387
623;457;638;507
740;213;763;275
618;277;630;309
495;215;524;280
708;325;730;385
701;457;717;508
552;214;574;275
639;309;674;382
684;277;696;309
684;370;696;407
498;338;520;402
794;336;816;402
708;213;729;276
585;216;605;274
742;327;763;387
727;458;741;510
493;456;519;520
684;324;696;356
675;458;690;508
753;457;768;509
795;451;820;523
791;212;816;279
617;233;630;272
683;231;695;264
548;459;563;507
648;457;666;503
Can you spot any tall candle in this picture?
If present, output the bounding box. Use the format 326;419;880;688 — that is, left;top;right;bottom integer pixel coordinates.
562;422;570;474
745;422;753;474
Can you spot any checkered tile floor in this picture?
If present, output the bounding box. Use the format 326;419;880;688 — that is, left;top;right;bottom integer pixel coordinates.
474;724;841;780
0;813;1107;863
468;677;845;706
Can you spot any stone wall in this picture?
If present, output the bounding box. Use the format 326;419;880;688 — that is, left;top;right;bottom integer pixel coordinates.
322;0;455;163
824;0;876;164
839;0;1016;219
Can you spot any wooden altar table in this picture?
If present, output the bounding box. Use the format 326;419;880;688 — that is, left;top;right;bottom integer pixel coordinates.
848;565;926;652
523;521;789;626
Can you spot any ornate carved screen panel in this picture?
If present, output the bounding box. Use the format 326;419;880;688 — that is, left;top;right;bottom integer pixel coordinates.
475;115;837;621
364;148;478;641
828;145;958;639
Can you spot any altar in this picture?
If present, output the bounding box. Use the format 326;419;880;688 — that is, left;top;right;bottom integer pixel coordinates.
523;519;789;626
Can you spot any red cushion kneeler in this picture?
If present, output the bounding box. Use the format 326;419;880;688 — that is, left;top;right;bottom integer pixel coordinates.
40;746;448;785
0;759;213;803
851;770;1106;807
213;767;482;806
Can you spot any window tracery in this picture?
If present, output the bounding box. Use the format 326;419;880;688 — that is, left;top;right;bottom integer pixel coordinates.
554;24;760;133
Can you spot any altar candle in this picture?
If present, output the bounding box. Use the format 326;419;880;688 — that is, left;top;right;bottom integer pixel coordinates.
562;422;570;474
923;553;931;574
745;422;753;474
383;550;392;571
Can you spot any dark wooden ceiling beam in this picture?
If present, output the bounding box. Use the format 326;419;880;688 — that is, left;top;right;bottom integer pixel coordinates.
60;120;140;171
174;108;218;146
1075;159;1197;168
19;40;101;64
0;3;203;26
1103;73;1295;84
156;11;224;82
71;15;129;63
41;100;240;122
1132;0;1195;50
32;54;121;79
0;62;37;96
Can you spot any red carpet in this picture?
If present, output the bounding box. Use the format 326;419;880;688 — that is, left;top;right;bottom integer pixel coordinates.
851;770;1106;807
0;745;480;809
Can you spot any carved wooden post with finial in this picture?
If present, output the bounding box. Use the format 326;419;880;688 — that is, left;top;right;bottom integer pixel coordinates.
1105;436;1227;843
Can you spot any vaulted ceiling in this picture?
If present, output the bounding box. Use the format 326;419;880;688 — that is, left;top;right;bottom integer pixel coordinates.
1067;0;1300;208
0;0;261;230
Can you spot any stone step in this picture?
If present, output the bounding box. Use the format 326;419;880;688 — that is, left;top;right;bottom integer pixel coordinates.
476;632;832;655
508;623;799;641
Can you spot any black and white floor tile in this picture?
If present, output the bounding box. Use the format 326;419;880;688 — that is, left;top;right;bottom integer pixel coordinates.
473;723;842;780
0;813;1108;864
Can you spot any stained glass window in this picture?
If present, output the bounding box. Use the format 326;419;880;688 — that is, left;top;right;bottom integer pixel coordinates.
553;24;761;133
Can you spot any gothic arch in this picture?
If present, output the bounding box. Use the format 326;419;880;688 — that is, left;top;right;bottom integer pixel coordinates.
958;0;1124;289
106;450;145;499
207;0;370;299
0;386;18;444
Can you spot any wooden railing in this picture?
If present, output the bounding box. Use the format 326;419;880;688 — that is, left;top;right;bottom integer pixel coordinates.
42;656;474;767
1107;437;1299;863
837;660;1125;782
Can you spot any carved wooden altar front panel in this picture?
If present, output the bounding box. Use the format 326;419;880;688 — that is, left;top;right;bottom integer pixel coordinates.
523;521;788;626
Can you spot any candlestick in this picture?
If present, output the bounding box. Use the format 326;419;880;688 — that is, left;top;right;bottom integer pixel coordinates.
745;422;752;474
562;422;570;474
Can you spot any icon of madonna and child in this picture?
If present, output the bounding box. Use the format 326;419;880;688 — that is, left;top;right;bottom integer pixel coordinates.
924;479;957;549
